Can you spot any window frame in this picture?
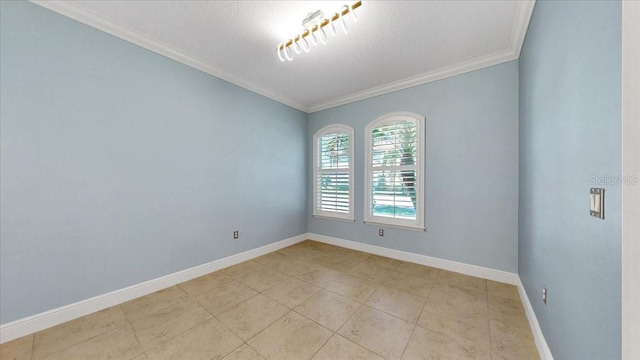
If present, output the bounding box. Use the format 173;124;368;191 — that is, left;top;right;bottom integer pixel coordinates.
364;112;425;231
312;124;355;222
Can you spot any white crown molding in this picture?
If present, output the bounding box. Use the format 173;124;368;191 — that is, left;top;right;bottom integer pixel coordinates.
309;1;535;113
0;234;307;344
512;1;536;58
29;0;310;113
29;0;534;114
517;278;555;360
307;49;518;113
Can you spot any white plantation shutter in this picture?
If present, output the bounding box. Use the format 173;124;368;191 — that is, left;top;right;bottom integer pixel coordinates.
313;125;354;221
365;113;425;230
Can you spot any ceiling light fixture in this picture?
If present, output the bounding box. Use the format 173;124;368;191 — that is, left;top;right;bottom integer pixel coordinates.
277;1;361;62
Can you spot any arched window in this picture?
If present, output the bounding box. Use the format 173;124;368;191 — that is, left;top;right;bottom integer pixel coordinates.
313;125;354;221
364;112;425;230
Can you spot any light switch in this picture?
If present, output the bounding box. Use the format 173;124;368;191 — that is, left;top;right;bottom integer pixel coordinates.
590;193;601;212
590;188;604;219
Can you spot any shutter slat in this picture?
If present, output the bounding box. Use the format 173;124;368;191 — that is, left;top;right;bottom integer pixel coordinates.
369;120;418;220
316;130;351;215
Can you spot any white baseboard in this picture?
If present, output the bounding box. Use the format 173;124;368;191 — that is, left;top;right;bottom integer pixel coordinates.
307;233;553;358
2;231;554;359
0;234;307;344
307;233;519;285
517;278;554;360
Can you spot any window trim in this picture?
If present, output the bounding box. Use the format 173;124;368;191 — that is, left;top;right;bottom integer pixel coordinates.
364;112;425;231
313;124;355;222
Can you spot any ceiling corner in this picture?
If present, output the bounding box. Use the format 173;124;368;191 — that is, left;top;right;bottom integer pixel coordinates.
513;1;536;58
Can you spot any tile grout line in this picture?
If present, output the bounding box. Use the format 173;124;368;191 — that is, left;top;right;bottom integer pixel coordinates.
30;306;132;360
486;281;494;360
16;242;533;359
227;306;291;346
272;244;446;330
262;245;407;358
29;332;35;360
134;300;213;354
395;274;437;360
244;341;267;360
306;330;337;360
119;304;146;359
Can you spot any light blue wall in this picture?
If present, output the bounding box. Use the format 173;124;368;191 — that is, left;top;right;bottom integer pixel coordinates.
307;61;519;273
519;1;621;359
0;1;307;324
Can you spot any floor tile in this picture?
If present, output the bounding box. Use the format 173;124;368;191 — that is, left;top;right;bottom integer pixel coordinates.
437;270;487;292
365;285;426;323
486;280;529;329
16;245;539;360
347;262;395;283
145;318;242;360
37;325;142;360
402;325;481;360
235;267;290;292
222;261;267;279
296;240;334;250
216;294;289;341
262;277;321;308
248;311;333;360
416;311;491;359
253;251;293;267
33;306;127;358
363;254;402;270
337;248;370;261
292;263;342;288
382;271;435;298
194;280;257;315
395;262;440;280
311;334;384;360
222;344;265;360
421;283;488;322
488;294;530;329
0;334;33;360
121;286;188;322
326;273;379;303
279;244;325;261
488;280;520;300
337;306;414;360
312;254;359;273
129;300;212;351
178;271;236;297
490;319;539;360
270;259;309;277
295;290;361;331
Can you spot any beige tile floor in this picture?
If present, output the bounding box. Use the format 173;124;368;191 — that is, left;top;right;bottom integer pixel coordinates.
0;240;540;360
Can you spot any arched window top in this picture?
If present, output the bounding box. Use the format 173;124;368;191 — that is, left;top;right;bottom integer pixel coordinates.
315;124;354;136
366;111;425;132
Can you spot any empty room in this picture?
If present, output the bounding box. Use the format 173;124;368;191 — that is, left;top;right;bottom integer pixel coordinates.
1;1;638;359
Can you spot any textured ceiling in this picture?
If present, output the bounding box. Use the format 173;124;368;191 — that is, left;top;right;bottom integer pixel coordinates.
32;1;535;112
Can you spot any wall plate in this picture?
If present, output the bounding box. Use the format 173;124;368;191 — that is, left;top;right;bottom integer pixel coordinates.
590;188;604;219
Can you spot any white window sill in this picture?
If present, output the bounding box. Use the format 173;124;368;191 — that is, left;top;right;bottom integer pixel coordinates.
364;220;425;231
313;214;355;223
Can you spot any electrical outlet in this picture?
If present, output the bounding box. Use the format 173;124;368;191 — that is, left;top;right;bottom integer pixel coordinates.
379;229;384;236
542;286;547;304
233;230;239;239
